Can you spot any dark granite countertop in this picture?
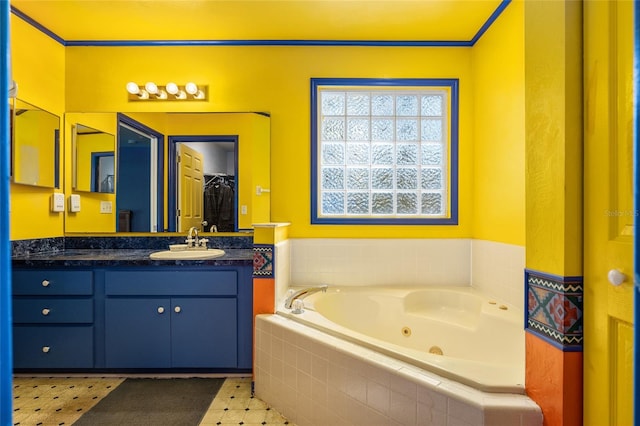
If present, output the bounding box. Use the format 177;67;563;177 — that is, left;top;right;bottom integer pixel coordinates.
11;248;253;268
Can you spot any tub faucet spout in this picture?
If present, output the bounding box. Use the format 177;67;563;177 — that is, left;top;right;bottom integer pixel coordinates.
284;284;328;309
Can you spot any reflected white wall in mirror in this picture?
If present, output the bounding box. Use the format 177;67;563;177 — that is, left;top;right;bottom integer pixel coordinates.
11;99;60;188
72;124;115;193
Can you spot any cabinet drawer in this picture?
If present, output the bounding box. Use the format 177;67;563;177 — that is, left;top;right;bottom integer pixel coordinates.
105;270;237;296
13;299;94;324
13;326;94;369
13;270;93;296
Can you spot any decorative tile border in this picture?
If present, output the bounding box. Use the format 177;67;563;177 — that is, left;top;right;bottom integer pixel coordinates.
253;245;274;278
525;269;583;351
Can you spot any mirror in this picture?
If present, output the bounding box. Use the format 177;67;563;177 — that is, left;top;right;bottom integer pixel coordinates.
11;98;60;188
64;112;271;234
73;124;116;193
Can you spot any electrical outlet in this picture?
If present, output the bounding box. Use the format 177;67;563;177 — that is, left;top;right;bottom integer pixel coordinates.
51;193;65;212
100;201;112;214
241;205;247;215
69;194;81;212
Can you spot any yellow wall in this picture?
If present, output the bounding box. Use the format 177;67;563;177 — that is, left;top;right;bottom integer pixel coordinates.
9;15;65;240
75;132;114;192
11;10;530;242
64;113;117;233
524;0;583;276
101;112;268;232
12;109;58;187
64;45;474;239
136;112;271;230
471;0;525;246
250;114;271;227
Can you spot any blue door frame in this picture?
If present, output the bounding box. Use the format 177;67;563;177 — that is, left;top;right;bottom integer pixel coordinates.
1;0;14;423
634;2;640;424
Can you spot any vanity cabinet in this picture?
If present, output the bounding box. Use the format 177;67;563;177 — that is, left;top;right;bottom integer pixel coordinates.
11;262;253;372
104;270;238;369
12;270;94;369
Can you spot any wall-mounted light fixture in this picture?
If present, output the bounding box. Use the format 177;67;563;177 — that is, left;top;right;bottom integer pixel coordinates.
126;81;207;101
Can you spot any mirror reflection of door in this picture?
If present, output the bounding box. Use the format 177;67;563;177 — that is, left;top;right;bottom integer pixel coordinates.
171;137;237;233
116;117;161;232
177;144;204;233
91;152;114;193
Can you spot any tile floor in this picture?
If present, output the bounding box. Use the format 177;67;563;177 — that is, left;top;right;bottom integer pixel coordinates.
12;376;294;426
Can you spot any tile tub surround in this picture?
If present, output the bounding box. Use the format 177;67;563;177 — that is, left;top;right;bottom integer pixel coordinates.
288;238;526;313
471;240;525;311
255;315;542;426
290;239;472;287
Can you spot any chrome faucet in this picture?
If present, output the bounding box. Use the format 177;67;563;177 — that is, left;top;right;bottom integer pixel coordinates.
284;284;329;309
186;226;199;248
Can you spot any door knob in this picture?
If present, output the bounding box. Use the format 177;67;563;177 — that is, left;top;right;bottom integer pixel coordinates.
157;306;165;314
42;308;50;316
42;280;50;287
608;269;627;286
174;306;181;313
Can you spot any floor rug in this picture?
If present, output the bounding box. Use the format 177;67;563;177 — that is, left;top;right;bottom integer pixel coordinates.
73;377;224;425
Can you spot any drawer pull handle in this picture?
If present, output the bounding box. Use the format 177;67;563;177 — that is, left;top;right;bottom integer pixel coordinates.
42;346;50;353
157;307;165;314
42;308;50;316
174;306;181;313
42;280;50;287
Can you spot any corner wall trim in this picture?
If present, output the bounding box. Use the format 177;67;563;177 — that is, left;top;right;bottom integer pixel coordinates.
524;269;583;352
253;244;274;278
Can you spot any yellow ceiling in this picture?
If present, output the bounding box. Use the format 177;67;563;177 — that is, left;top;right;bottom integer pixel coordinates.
10;0;506;42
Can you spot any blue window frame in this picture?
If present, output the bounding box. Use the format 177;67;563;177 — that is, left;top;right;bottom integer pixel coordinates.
311;78;459;225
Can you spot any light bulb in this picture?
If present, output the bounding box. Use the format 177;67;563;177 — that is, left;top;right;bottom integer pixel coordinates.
175;90;187;100
156;89;167;100
166;82;179;95
145;82;158;95
194;90;205;100
126;82;140;95
138;90;149;100
185;82;198;95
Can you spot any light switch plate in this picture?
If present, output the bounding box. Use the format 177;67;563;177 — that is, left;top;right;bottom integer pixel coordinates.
100;201;112;214
69;194;81;212
51;193;65;212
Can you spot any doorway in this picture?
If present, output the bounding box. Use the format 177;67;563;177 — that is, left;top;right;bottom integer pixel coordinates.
116;114;164;232
168;136;238;233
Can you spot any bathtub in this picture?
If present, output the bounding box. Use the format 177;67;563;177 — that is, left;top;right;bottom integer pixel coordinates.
281;286;524;393
254;286;542;426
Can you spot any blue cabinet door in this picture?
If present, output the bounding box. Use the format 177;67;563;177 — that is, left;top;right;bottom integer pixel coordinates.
105;298;171;368
170;298;237;368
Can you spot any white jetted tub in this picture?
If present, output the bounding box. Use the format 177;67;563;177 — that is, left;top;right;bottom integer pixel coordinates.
254;286;541;426
281;286;524;393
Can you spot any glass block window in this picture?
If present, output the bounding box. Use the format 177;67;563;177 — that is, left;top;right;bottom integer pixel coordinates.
311;78;458;225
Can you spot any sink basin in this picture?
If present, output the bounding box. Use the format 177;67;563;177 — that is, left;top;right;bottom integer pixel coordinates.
149;249;226;260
